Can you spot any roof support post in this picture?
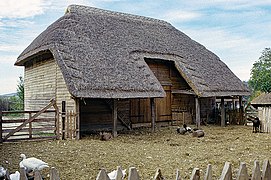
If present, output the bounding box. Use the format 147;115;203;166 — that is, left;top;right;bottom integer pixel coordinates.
195;97;200;128
239;96;244;124
221;97;226;127
112;99;118;137
151;98;156;132
75;98;80;140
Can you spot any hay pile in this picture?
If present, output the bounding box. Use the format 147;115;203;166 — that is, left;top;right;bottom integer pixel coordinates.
1;125;270;179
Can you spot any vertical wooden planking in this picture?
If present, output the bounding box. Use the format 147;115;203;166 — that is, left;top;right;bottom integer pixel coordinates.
221;97;225;127
96;169;110;180
190;168;200;180
128;167;140;180
251;160;261;180
113;99;118;138
236;162;249;180
204;164;212;180
50;167;60;180
195;97;200;128
220;162;232;180
151;98;156;132
262;159;271;180
75;98;80;140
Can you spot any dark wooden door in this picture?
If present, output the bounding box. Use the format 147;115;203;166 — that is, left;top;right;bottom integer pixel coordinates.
156;85;172;122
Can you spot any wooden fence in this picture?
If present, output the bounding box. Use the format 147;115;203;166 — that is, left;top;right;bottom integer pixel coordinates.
258;107;271;133
96;160;271;180
2;160;270;180
0;99;60;142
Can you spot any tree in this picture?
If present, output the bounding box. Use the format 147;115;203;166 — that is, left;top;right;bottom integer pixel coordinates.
248;48;271;94
10;76;24;110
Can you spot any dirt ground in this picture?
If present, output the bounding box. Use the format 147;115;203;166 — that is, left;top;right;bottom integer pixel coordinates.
1;125;271;179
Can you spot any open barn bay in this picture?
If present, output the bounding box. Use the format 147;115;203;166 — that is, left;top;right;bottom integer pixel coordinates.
1;125;271;179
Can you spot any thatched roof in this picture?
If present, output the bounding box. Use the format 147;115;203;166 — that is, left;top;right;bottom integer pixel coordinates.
15;5;250;98
251;93;271;106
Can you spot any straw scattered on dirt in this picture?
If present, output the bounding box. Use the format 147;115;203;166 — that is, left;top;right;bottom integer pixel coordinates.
1;125;271;179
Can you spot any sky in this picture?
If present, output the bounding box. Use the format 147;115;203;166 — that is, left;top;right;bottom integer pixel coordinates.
0;0;271;95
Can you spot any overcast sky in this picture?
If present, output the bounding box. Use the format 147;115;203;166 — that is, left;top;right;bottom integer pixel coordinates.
0;0;271;95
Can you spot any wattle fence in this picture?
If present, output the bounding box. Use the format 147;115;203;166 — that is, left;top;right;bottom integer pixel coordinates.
3;160;271;180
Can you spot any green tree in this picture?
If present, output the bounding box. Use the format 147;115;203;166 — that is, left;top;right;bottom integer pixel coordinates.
248;48;271;93
10;76;24;110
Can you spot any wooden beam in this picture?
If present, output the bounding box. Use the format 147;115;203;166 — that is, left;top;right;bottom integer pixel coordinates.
52;100;60;140
75;98;80;140
195;97;200;128
0;111;2;143
221;97;225;127
112;99;118;137
61;101;66;140
150;98;156;132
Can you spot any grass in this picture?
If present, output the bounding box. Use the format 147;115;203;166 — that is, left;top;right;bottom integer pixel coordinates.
1;125;271;179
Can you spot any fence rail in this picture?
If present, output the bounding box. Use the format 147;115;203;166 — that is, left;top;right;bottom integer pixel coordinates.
0;99;59;142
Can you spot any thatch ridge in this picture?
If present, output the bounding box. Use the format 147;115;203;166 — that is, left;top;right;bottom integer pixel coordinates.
251;93;271;105
15;4;250;98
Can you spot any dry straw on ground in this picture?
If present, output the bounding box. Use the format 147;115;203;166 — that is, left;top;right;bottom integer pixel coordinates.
1;125;270;179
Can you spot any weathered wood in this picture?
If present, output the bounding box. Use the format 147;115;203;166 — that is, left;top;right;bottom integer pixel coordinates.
96;168;110;180
251;160;261;180
195;97;200;128
236;162;249;180
113;99;118;138
115;166;124;180
29;113;32;139
151;98;156;132
128;167;140;180
3;99;56;141
204;164;212;180
262;159;271;180
221;97;225;127
2;118;55;123
50;167;60;180
75;98;80;140
52;99;60;140
190;168;200;180
153;168;164;180
220;162;232;180
19;167;28;180
62;101;66;140
34;170;43;180
176;169;181;180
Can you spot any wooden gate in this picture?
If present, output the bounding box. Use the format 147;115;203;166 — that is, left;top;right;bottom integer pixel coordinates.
0;99;59;142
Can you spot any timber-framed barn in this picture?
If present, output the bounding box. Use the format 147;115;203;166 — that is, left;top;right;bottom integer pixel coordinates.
15;5;250;138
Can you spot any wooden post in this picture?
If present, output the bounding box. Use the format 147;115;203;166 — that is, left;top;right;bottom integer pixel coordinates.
220;161;232;180
75;98;80;140
221;97;225;127
128;167;140;180
195;97;200;128
0;111;2;143
239;96;243;124
112;99;118;138
52;101;60;140
151;98;156;133
204;164;212;180
29;112;32;139
62;101;66;140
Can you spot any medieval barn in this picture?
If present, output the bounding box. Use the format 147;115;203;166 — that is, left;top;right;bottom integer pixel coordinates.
15;5;250;138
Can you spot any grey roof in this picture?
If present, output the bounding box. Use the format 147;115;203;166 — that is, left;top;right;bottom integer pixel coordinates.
15;5;250;98
251;93;271;106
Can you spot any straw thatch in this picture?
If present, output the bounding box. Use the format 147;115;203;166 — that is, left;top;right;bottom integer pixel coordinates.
15;4;250;98
251;93;271;106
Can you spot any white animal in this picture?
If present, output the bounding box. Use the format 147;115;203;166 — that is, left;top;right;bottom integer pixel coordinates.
0;166;6;177
19;154;49;171
9;171;20;180
107;168;126;180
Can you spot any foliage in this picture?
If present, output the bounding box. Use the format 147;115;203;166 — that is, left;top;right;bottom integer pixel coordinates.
10;76;24;110
248;48;271;93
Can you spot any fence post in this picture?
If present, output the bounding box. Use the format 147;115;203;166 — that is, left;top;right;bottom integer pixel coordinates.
96;168;110;180
0;111;2;143
52;100;60;140
190;168;200;180
251;160;261;180
50;167;60;180
204;164;212;180
236;162;249;180
62;101;66;140
29;112;32;139
176;169;181;180
128;167;140;180
262;160;271;180
220;162;232;180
